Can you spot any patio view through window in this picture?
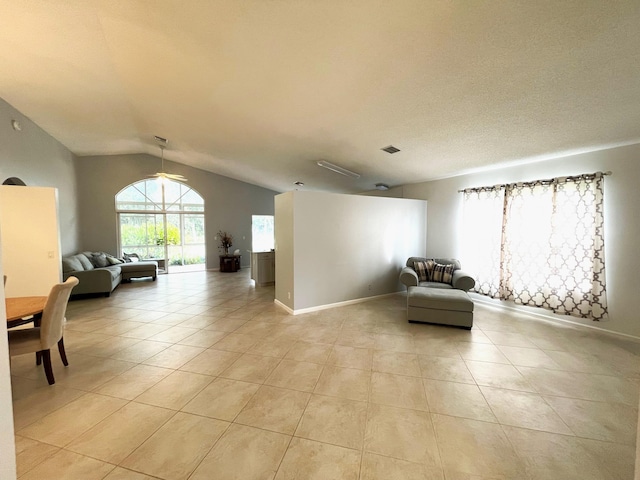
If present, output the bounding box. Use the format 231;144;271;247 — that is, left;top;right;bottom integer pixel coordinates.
116;179;206;273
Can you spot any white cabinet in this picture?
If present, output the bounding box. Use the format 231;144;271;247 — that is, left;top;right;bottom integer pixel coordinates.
0;186;62;297
251;251;275;286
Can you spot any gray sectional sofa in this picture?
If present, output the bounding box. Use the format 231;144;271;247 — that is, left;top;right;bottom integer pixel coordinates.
62;252;158;296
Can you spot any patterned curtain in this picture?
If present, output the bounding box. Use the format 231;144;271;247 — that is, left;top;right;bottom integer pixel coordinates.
462;173;608;321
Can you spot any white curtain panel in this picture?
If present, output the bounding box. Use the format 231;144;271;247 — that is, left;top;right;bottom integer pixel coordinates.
462;173;608;321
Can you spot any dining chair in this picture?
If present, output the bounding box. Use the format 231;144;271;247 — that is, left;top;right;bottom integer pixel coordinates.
7;276;79;385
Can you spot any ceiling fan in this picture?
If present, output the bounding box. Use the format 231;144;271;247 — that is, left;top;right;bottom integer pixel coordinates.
148;139;188;182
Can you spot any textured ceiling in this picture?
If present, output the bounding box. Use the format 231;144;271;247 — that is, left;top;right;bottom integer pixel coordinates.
1;1;639;193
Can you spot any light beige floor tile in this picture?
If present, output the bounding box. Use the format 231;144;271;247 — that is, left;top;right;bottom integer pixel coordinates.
275;437;361;480
120;323;172;339
103;467;160;480
211;332;261;353
265;359;324;392
424;379;496;422
374;333;415;353
370;372;429;411
18;449;115;480
578;437;636;480
314;365;371;402
249;337;297;358
297;326;340;344
433;414;524;478
190;423;290;480
327;345;373;370
93;364;173;400
482;330;539;348
149;312;195;325
544;349;621;376
518;366;639;405
179;348;241;376
413;337;462;358
67;401;174;463
498;345;563;369
373;351;421;376
418;355;476;384
134;370;213;409
543;395;638;444
142;343;205;369
54;354;136;391
365;403;440;465
295;394;367;449
11;384;86;430
109;340;170;363
285;341;332;363
503;425;609;480
90;320;148;337
336;330;376;349
14;435;60;478
74;335;142;357
465;360;536;392
235;385;310;434
176;314;218;329
360;452;445;480
177;329;228;347
18;393;127;447
209;317;252;333
456;343;510;364
122;411;229;480
480;386;572;434
220;353;281;383
182;377;259;421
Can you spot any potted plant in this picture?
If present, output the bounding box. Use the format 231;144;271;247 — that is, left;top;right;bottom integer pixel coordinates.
218;230;233;256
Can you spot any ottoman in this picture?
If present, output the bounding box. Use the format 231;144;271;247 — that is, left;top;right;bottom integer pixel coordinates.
119;261;158;281
407;287;474;329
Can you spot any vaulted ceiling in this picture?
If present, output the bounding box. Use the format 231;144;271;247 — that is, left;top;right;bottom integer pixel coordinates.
1;1;639;193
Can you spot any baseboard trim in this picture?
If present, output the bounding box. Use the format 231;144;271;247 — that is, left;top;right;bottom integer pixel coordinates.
470;294;640;341
274;291;403;316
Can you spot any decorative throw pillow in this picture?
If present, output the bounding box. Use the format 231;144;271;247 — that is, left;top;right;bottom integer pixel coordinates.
89;252;109;268
106;256;124;265
413;260;435;282
431;263;455;285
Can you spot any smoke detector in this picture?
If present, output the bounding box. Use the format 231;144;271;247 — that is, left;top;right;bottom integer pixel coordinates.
375;183;390;191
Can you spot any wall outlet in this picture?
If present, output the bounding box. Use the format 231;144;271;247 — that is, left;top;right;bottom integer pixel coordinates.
287;292;291;300
368;284;372;291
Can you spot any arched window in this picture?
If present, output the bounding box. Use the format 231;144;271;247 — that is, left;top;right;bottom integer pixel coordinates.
116;179;205;273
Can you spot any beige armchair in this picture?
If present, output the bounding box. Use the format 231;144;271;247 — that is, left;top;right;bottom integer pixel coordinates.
8;277;79;385
400;257;475;292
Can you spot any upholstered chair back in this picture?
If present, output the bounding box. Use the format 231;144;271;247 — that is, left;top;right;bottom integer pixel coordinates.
40;277;78;350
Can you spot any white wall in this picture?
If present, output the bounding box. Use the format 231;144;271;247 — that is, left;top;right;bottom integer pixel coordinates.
0;98;79;256
0;224;17;480
275;191;426;311
274;193;294;309
382;143;640;337
0;186;62;297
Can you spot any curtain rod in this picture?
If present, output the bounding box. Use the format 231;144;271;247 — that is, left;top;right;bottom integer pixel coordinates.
458;171;612;193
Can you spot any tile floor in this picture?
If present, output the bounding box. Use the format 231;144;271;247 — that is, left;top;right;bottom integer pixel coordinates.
8;269;640;479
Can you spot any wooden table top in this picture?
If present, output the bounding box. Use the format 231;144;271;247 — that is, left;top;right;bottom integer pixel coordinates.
6;296;47;322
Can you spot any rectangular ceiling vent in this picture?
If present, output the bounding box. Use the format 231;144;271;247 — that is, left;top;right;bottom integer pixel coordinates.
381;145;400;154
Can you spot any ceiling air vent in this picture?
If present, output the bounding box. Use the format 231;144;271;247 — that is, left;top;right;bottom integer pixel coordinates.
381;145;400;154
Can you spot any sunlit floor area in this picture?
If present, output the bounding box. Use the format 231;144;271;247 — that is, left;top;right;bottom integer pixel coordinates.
9;269;639;479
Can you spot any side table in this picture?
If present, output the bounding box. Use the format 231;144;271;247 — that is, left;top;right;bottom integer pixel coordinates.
219;255;241;272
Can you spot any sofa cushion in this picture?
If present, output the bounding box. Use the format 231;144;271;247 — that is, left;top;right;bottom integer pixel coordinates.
102;266;122;281
431;263;455;285
75;254;94;271
413;260;434;282
62;256;84;273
